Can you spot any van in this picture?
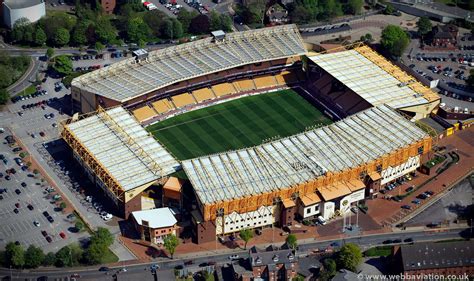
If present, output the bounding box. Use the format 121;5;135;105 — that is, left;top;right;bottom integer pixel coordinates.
317;216;327;225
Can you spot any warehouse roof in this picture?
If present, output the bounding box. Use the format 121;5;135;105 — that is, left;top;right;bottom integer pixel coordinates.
182;105;428;205
132;207;177;229
309;46;439;109
72;25;306;103
66;107;179;191
4;0;44;9
401;241;474;271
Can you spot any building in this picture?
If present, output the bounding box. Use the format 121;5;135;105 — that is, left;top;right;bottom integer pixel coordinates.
62;26;440;244
231;247;298;281
131;207;178;244
2;0;45;28
397;241;474;277
100;0;115;14
430;24;458;49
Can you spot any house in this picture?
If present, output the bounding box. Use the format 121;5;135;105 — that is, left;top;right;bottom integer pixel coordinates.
266;4;289;25
131;207;178;245
232;246;299;281
429;24;458;49
100;0;115;14
396;241;474;277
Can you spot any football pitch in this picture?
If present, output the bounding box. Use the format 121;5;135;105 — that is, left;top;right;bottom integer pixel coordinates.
147;89;332;160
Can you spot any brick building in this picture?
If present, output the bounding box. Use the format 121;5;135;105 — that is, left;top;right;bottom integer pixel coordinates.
100;0;115;14
396;241;474;277
131;207;178;245
429;24;458;49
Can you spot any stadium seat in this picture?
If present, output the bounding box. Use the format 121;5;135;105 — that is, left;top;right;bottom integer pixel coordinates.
278;71;298;84
152;99;175;114
132;106;157;122
172;93;196;108
192;88;215;102
212;83;236;97
253;75;278;89
235;79;256;92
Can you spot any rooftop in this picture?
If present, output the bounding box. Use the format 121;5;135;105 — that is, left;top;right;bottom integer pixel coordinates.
309;46;439;109
401;241;474;271
72;25;306;103
131;207;177;228
4;0;44;9
182;105;428;205
66;107;179;192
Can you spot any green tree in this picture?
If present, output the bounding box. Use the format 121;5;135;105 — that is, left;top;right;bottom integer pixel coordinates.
292;275;305;281
0;67;13;89
55;246;73;267
0;88;9;105
24;245;44;268
163;234;180;259
177;9;198;33
59;202;67;210
95;41;105;52
172;19;183;39
91;227;114;247
210;10;221;31
286;234;298;250
43;252;56;266
53;28;70;47
320;258;337;280
83;241;107;265
289;5;313;24
337;243;362;272
46;48;55;60
11;18;33;43
75;220;84;231
384;3;394;14
52;55;73;76
416;17;432;38
239;229;253;249
72;22;90;46
189;14;211;34
94;17;117;44
381;25;410;57
33;27;47;46
127;17;151;43
5;242;25;268
161;19;174;39
347;0;363;14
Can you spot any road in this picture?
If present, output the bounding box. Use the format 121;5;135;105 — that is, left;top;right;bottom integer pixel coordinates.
0;226;470;280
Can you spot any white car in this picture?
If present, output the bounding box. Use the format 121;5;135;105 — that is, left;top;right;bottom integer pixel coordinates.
33;221;40;227
102;213;113;221
228;255;239;260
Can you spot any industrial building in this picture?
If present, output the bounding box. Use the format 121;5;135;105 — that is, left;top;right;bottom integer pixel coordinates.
62;25;440;244
2;0;45;28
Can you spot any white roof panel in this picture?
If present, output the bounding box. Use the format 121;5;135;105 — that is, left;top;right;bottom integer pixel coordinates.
182;105;428;205
72;25;306;102
67;107;179;191
131;208;177;228
309;49;429;109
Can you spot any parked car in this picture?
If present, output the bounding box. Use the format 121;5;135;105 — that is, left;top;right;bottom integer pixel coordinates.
401;205;412;210
228;255;240;260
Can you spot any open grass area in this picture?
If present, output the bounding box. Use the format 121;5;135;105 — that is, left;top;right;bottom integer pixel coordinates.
147;89;332;160
364;246;392;257
15;85;37;97
102;248;119;264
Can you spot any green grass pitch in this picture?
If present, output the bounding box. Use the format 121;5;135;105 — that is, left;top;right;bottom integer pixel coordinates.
146;89;333;160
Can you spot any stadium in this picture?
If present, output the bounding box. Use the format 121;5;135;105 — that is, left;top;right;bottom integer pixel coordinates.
62;25;440;244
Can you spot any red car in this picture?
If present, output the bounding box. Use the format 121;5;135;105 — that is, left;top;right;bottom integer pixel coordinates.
15;203;20;208
59;232;66;239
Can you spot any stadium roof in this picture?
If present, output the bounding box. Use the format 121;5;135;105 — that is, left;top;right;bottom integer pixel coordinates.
72;25;306;103
4;0;44;9
182;105;428;205
66;107;179;192
308;46;439;109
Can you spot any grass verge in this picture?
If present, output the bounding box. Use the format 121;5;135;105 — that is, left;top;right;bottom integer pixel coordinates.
364;246;392;257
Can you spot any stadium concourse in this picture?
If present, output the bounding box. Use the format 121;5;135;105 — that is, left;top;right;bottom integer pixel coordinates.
62;25;441;244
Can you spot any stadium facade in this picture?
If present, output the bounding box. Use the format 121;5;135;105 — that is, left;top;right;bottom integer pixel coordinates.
64;25;440;243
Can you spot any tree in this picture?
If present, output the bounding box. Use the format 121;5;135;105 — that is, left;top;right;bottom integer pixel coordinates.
163;234;179;259
95;42;105;52
72;22;90;46
0;67;13;89
59;202;67;210
161;19;174;39
33;27;47;46
94;17;117;44
177;9;198;33
347;0;363;15
46;48;54;60
52;55;73;76
24;245;44;268
0;88;9;105
83;241;107;265
189;15;210;34
319;258;337;280
91;227;114;247
43;252;56;266
381;25;410;58
239;229;253;250
55;246;73;267
172;19;183;39
417;17;432;38
5;242;25;268
286;234;298;250
127;17;151;43
11;18;34;44
289;5;313;24
384;3;394;15
75;220;84;232
337;243;362;272
53;28;70;47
